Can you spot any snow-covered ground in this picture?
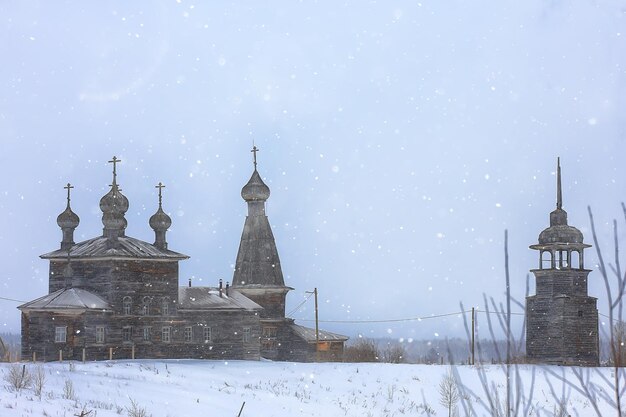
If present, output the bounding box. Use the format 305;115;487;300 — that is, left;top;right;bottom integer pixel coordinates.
0;360;619;416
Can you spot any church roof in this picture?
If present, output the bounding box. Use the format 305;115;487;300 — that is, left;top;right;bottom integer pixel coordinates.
289;324;349;342
233;215;288;287
41;236;189;260
178;287;263;311
18;288;112;311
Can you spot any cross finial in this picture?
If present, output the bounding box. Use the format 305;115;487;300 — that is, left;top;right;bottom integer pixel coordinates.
556;157;562;210
155;182;165;208
251;145;259;170
64;183;74;205
108;156;121;183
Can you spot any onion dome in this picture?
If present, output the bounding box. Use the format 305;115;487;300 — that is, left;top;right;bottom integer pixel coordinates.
150;182;172;250
58;183;80;250
241;169;271;202
100;156;129;240
149;206;172;231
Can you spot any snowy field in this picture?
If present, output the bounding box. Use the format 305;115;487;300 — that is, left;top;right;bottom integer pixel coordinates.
0;360;620;417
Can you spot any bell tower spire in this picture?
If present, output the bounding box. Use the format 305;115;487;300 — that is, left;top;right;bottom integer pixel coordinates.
556;157;562;210
232;146;292;319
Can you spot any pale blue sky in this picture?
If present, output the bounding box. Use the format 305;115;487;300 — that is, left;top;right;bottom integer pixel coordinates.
1;0;625;340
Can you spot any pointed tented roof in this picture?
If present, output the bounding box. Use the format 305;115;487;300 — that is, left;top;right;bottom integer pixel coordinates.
290;324;349;342
178;287;262;311
41;236;189;260
18;288;112;311
233;215;288;287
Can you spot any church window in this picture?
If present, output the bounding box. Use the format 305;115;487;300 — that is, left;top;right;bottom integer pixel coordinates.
123;296;132;315
122;326;133;343
242;327;251;343
161;298;170;316
143;326;152;341
96;326;105;343
262;326;278;350
141;297;151;316
184;326;193;342
55;326;67;343
203;327;212;342
162;326;171;343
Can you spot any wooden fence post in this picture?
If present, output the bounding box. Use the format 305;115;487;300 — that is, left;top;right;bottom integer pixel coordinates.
59;350;63;362
82;348;86;363
109;347;113;361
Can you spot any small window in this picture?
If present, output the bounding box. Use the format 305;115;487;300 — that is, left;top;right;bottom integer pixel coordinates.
141;297;151;316
123;296;132;315
162;326;171;343
243;327;251;343
578;310;584;318
262;327;277;338
96;326;105;344
203;327;212;343
162;298;170;316
55;326;67;343
184;326;193;342
122;326;133;343
143;326;152;342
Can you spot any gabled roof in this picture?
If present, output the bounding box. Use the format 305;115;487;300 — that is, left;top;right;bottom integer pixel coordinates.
41;236;188;260
178;287;263;311
290;324;349;342
18;288;112;311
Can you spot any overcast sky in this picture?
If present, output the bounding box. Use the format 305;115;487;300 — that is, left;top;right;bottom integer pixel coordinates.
1;1;625;341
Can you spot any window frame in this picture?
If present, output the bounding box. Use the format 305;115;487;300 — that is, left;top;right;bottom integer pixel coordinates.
184;326;193;343
95;326;105;344
55;326;67;343
141;296;151;316
162;326;171;343
123;296;132;315
242;327;251;343
203;326;212;343
122;326;133;344
143;326;152;342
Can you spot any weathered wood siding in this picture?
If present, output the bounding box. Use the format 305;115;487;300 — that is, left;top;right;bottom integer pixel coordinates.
527;269;598;366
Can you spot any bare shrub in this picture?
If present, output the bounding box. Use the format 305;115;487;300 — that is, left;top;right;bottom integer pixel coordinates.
3;364;31;392
63;378;76;400
343;338;379;362
126;398;150;417
33;364;46;398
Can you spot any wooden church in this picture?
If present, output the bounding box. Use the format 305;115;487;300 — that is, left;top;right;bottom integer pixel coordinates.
19;152;347;362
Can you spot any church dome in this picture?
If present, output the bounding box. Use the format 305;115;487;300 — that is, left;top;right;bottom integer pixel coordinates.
241;170;270;202
537;207;584;245
99;182;129;236
57;206;79;229
149;207;172;231
99;186;129;215
538;224;584;245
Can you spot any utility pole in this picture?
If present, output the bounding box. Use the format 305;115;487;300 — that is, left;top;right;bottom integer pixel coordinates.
471;307;475;365
306;288;320;361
